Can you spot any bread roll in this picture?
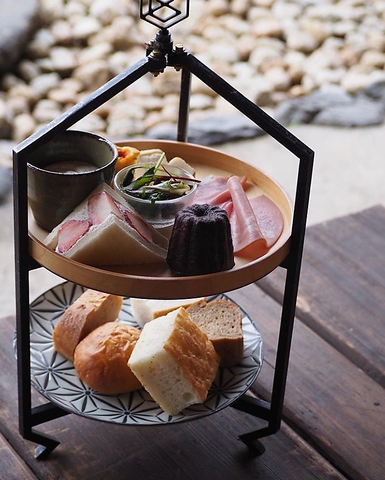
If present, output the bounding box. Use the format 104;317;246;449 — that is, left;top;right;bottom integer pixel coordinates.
53;289;123;361
131;297;206;327
187;299;244;367
74;322;141;394
129;307;220;415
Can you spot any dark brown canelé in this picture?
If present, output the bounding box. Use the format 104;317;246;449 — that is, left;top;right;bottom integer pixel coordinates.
166;204;235;276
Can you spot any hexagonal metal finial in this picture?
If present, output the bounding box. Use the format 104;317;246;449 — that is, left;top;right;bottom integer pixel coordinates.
140;0;190;29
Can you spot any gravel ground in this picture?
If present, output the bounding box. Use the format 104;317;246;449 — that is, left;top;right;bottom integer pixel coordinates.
1;0;385;154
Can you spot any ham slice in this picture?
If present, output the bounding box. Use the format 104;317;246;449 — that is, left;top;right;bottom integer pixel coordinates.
248;195;284;248
195;174;248;206
226;176;269;259
196;174;284;260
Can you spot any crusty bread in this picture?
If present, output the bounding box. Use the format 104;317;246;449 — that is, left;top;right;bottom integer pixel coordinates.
131;297;206;327
53;289;123;361
74;322;142;394
187;299;244;367
128;307;220;415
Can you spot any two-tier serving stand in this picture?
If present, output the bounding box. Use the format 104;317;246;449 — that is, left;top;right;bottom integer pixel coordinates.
13;0;314;459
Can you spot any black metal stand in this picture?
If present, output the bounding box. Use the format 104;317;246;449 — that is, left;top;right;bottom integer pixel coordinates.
13;23;313;459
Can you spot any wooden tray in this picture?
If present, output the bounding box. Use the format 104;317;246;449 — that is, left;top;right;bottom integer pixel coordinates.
28;140;292;298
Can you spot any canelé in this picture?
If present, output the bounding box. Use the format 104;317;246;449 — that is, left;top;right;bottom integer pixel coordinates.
166;204;234;276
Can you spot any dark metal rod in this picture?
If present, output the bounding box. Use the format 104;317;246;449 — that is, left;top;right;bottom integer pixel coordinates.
238;425;272;447
31;431;61;460
231;394;271;421
268;149;314;433
173;49;315;440
13;148;32;440
32;403;70;426
177;66;191;142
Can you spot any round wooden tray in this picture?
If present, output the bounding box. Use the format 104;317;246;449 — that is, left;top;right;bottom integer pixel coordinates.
28;140;292;298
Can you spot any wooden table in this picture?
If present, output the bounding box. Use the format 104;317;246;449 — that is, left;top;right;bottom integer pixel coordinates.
1;206;384;480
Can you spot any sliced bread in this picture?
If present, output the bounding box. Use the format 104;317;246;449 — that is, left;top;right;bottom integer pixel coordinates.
128;307;220;415
187;298;244;367
130;297;206;327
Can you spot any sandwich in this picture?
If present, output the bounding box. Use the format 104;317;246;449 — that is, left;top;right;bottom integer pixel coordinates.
44;183;168;265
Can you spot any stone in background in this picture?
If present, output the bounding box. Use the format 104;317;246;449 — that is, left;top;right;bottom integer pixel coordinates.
2;0;385;196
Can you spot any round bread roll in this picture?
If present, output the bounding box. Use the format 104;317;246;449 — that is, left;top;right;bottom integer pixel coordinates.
74;322;142;394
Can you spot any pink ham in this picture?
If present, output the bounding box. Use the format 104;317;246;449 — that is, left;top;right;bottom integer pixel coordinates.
226;176;269;259
248;195;284;248
195;174;248;206
209;175;284;260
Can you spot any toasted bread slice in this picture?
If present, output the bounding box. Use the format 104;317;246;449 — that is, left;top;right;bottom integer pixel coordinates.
187;299;244;367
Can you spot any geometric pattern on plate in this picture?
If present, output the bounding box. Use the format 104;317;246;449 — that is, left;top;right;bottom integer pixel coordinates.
25;281;263;425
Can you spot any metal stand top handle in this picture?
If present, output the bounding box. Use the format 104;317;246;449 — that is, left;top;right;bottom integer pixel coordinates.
140;0;191;30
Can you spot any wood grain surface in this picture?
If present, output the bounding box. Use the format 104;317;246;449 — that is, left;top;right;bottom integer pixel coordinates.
2;206;384;479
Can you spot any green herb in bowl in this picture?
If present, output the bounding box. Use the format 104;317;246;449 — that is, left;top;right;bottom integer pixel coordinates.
121;155;199;203
113;155;200;228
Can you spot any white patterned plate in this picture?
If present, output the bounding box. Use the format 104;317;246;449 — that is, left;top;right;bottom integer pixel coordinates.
28;281;263;425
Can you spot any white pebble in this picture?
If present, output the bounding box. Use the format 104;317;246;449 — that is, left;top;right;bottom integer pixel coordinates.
50;47;78;73
73;113;106;133
89;0;130;25
51;20;73;45
13;113;37;142
30;73;62;98
71;16;102;41
17;60;41;82
27;29;56;59
33;99;63;123
72;60;113;90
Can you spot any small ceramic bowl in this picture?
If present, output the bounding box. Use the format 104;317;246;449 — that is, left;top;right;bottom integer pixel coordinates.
114;164;198;228
27;130;118;231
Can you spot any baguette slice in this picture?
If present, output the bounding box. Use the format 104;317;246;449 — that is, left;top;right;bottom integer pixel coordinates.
187;299;244;367
129;307;220;415
44;183;168;266
131;297;206;327
53;289;123;361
